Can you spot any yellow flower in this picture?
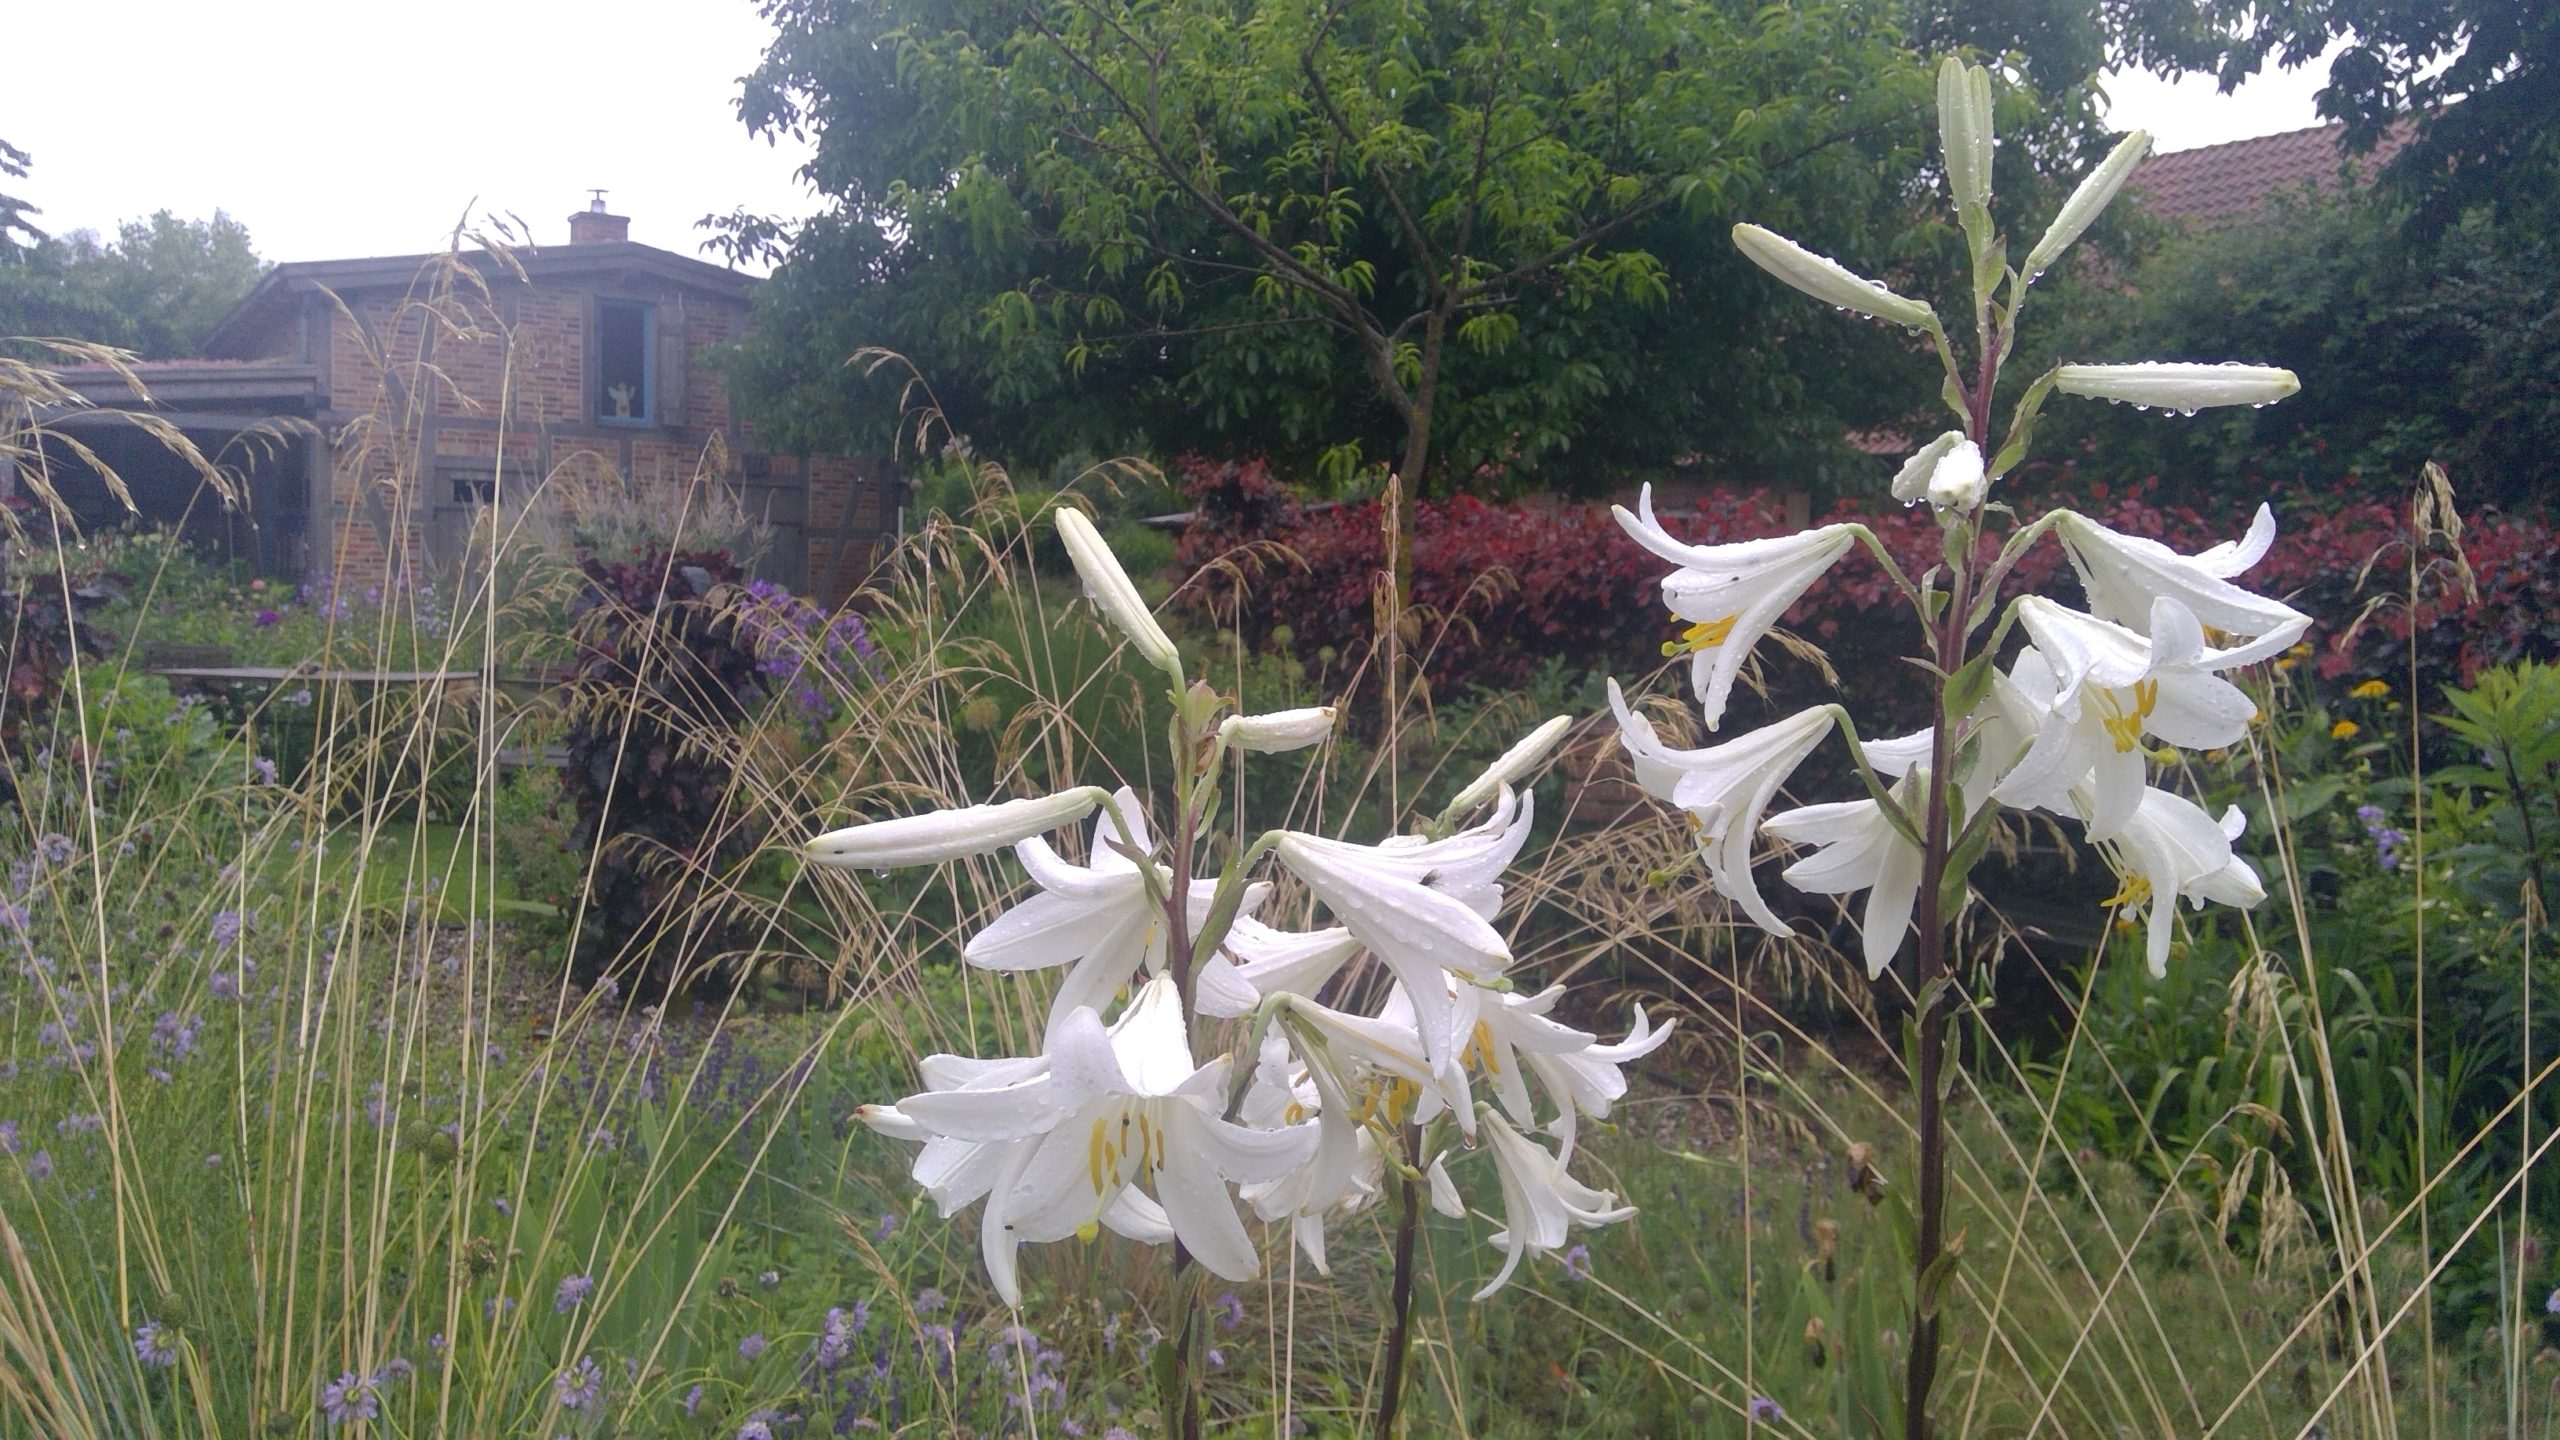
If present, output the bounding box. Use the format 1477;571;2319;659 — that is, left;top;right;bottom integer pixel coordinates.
2350;679;2390;700
2330;719;2361;741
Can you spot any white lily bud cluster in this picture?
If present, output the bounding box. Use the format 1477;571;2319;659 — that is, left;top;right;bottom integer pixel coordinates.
810;515;1671;1306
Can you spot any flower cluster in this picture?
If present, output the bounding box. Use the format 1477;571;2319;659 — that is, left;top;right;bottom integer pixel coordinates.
1604;62;2304;985
812;506;1672;1311
738;577;878;728
1606;470;2297;978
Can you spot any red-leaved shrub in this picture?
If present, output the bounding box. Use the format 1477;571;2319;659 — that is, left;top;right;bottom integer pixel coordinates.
1175;455;2556;723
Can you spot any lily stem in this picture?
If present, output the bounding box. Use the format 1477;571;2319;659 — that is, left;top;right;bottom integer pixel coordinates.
1905;328;2000;1440
1374;1124;1424;1440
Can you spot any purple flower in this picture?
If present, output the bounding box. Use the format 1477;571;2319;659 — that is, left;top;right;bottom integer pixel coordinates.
210;971;240;1001
1214;1291;1244;1330
0;904;26;932
554;1274;595;1312
914;1286;944;1314
210;910;244;947
738;1332;767;1360
428;1332;448;1355
251;756;278;785
2548;1288;2560;1316
376;1357;414;1385
736;1412;778;1440
1749;1393;1786;1421
872;1213;897;1242
553;1354;602;1411
1560;1243;1593;1281
681;1383;704;1416
132;1320;178;1368
320;1371;379;1426
24;1149;51;1181
814;1303;863;1370
254;609;281;628
0;1122;16;1155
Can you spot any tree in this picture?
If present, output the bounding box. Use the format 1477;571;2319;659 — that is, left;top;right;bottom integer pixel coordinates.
726;0;2156;500
0;140;42;264
0;210;267;358
2183;0;2560;231
2019;182;2560;509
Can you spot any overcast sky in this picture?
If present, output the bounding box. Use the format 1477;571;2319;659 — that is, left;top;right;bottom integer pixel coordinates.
8;2;2345;272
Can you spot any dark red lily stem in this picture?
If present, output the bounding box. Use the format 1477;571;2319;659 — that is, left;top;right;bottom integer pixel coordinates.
1904;337;1999;1440
1373;1122;1425;1440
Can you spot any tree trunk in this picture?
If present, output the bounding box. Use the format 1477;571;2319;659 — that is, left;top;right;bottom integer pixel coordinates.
1389;310;1448;614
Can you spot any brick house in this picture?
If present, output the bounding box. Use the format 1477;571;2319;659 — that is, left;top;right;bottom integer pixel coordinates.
37;201;900;602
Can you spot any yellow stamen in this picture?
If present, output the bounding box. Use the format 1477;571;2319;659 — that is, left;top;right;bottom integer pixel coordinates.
1462;1019;1500;1075
1660;613;1740;658
2098;679;2159;753
2102;873;2152;909
1075;1220;1100;1243
1087;1117;1111;1195
1384;1078;1421;1127
1283;1101;1307;1126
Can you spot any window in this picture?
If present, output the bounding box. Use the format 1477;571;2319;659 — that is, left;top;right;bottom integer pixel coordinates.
595;300;652;424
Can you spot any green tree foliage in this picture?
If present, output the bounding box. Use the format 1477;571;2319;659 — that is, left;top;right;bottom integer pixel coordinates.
0;209;267;358
2185;0;2560;231
719;0;2137;496
2022;191;2560;508
0;140;42;264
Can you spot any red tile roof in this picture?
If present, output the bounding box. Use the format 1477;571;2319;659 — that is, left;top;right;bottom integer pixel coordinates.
2130;120;2412;226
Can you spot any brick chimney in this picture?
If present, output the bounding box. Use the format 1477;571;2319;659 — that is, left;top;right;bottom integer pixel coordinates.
568;191;628;245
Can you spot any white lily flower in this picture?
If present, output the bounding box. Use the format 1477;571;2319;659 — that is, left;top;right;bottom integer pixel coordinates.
867;1053;1172;1302
2089;787;2265;977
916;978;1316;1295
1445;716;1572;819
1994;598;2262;840
2054;362;2300;412
2052;506;2310;666
1272;789;1533;1066
1608;680;1836;935
1731;224;1937;330
1237;1031;1387;1273
1194;915;1364;1019
1446;982;1675;1161
1219;707;1337;754
1890;430;1969;506
1762;782;1927;980
963;787;1256;1042
1055;505;1182;676
1475;1108;1637;1299
1613;485;1861;728
807;787;1105;870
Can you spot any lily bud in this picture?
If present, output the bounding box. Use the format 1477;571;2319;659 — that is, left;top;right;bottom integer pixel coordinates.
2054;362;2300;412
1054;506;1182;677
1446;715;1572;817
1731;224;1936;331
2021;130;2149;284
1925;438;1986;514
1890;430;1969;505
806;787;1104;869
1937;58;1994;218
1219;706;1336;754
